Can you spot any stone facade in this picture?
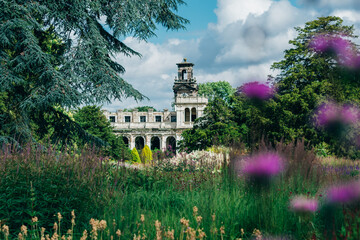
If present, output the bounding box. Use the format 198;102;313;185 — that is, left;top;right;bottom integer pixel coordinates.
103;59;208;151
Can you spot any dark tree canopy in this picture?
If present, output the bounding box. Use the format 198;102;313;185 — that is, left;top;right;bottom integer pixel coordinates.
0;0;189;144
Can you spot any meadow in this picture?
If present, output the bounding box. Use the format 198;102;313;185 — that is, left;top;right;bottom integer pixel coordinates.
1;141;359;240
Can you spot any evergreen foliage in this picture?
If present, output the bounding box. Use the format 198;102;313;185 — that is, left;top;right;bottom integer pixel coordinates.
131;147;141;164
73;105;130;160
0;0;189;145
140;145;153;164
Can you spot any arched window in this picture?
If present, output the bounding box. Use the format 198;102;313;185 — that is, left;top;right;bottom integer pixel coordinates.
122;136;129;148
181;70;187;80
166;136;176;153
191;108;197;122
185;108;190;122
151;136;160;150
135;136;145;151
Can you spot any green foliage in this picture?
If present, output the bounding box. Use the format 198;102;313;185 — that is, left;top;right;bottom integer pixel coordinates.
179;97;241;151
140;145;153;164
131;148;141;164
182;16;360;157
73;105;130;160
0;145;114;233
198;81;235;104
0;0;188;145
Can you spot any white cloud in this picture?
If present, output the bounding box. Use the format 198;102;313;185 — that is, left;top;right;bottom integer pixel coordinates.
214;0;272;30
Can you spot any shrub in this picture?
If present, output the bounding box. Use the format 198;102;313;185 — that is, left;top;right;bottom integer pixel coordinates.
140;145;152;164
131;148;141;163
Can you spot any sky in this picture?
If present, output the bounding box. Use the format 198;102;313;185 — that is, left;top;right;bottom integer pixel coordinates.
103;0;360;112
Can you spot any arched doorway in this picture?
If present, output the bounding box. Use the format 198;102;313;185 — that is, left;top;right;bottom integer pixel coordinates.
135;136;145;151
191;107;197;122
185;108;190;122
182;69;187;80
122;136;129;148
151;136;160;150
166;136;176;152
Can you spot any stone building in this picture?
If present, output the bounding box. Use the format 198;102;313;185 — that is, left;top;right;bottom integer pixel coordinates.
103;59;208;151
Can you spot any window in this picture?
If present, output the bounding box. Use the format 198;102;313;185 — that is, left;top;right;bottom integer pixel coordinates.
109;116;116;122
185;108;190;122
171;116;176;122
124;116;131;122
155;116;162;122
140;116;146;122
191;108;197;122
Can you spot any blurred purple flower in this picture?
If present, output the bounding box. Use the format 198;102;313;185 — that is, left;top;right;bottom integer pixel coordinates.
314;102;340;127
242;152;283;177
240;81;274;100
341;105;360;124
314;102;359;127
309;34;359;68
327;181;360;204
309;35;329;52
290;196;318;213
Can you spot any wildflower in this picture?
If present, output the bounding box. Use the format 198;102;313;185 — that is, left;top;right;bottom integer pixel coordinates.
240;81;274;100
20;225;28;236
57;213;63;222
180;218;189;227
71;210;76;226
193;206;198;216
327;181;360;204
2;225;9;237
252;229;262;240
242;152;283;177
116;229;121;237
53;223;58;233
220;225;225;235
18;233;24;240
140;214;145;223
98;220;107;231
211;213;216;222
290;196;318;213
32;216;39;223
196;216;203;224
164;228;175;240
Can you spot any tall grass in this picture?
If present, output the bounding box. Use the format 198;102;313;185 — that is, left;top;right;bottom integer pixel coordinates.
0;141;358;239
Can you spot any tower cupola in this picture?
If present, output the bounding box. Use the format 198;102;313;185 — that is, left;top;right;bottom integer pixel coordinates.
173;59;198;97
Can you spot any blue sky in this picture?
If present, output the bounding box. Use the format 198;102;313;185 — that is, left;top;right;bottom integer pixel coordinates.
104;0;360;112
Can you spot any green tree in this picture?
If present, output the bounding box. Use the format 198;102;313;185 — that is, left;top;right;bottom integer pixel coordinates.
198;81;235;104
124;106;157;112
179;97;241;151
73;105;130;160
131;148;141;164
268;16;360;156
140;145;153;164
0;0;188;145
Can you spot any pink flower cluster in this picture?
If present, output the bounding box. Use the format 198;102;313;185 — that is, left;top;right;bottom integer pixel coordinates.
314;102;359;127
309;34;360;68
327;181;360;204
242;152;283;177
290;196;318;213
240;81;274;100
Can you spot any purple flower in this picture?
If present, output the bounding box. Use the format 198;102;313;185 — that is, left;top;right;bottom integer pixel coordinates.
290;196;318;213
314;102;359;127
309;35;329;52
240;81;274;100
341;105;360;124
327;181;360;204
242;152;283;177
309;34;359;68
